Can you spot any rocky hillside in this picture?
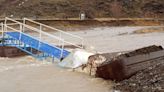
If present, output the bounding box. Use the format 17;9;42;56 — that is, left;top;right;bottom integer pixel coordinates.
0;0;163;19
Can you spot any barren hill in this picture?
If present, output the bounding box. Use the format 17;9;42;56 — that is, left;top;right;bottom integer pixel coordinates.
0;0;163;19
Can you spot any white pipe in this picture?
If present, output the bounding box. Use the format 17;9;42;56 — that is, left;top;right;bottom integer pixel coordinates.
4;23;19;26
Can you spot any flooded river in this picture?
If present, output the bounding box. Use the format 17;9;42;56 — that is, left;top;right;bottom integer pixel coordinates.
0;56;112;92
0;26;163;92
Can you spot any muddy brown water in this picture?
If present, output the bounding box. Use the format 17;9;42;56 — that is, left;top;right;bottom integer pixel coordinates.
0;56;113;92
1;26;164;92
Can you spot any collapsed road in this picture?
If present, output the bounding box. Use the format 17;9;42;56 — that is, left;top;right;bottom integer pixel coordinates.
80;45;164;92
0;41;164;92
96;45;163;81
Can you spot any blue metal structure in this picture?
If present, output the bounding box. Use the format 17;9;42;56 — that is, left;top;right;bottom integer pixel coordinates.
2;32;70;60
0;17;84;62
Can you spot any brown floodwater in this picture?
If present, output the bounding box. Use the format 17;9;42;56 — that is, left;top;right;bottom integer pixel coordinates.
0;56;113;92
1;26;162;92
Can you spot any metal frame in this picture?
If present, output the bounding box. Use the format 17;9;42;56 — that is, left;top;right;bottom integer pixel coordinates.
0;17;71;61
0;17;84;62
23;18;84;48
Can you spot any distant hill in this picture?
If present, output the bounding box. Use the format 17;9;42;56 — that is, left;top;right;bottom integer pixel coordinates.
0;0;163;19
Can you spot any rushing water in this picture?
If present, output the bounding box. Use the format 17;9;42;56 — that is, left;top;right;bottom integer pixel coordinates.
0;56;51;72
0;56;112;92
1;26;163;92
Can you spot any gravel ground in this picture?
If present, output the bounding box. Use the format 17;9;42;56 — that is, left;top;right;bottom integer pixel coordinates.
114;57;164;92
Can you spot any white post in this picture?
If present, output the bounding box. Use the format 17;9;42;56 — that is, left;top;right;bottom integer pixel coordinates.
4;17;7;33
38;24;42;49
4;17;7;26
60;40;64;60
23;18;25;32
19;24;22;41
4;24;7;33
1;23;3;38
59;32;61;47
39;24;42;40
20;24;23;33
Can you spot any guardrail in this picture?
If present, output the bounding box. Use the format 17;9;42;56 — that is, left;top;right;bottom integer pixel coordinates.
23;18;84;48
1;22;21;38
4;17;85;58
4;17;67;58
0;23;3;37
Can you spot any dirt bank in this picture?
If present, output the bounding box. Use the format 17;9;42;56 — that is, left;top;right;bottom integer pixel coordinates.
0;0;163;18
32;20;164;31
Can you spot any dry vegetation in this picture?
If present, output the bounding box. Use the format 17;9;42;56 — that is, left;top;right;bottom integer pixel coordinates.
0;0;163;19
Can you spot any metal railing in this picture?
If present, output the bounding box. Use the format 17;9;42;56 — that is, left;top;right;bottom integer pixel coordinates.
1;22;21;37
1;23;3;37
4;17;67;59
23;18;84;48
2;17;85;59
